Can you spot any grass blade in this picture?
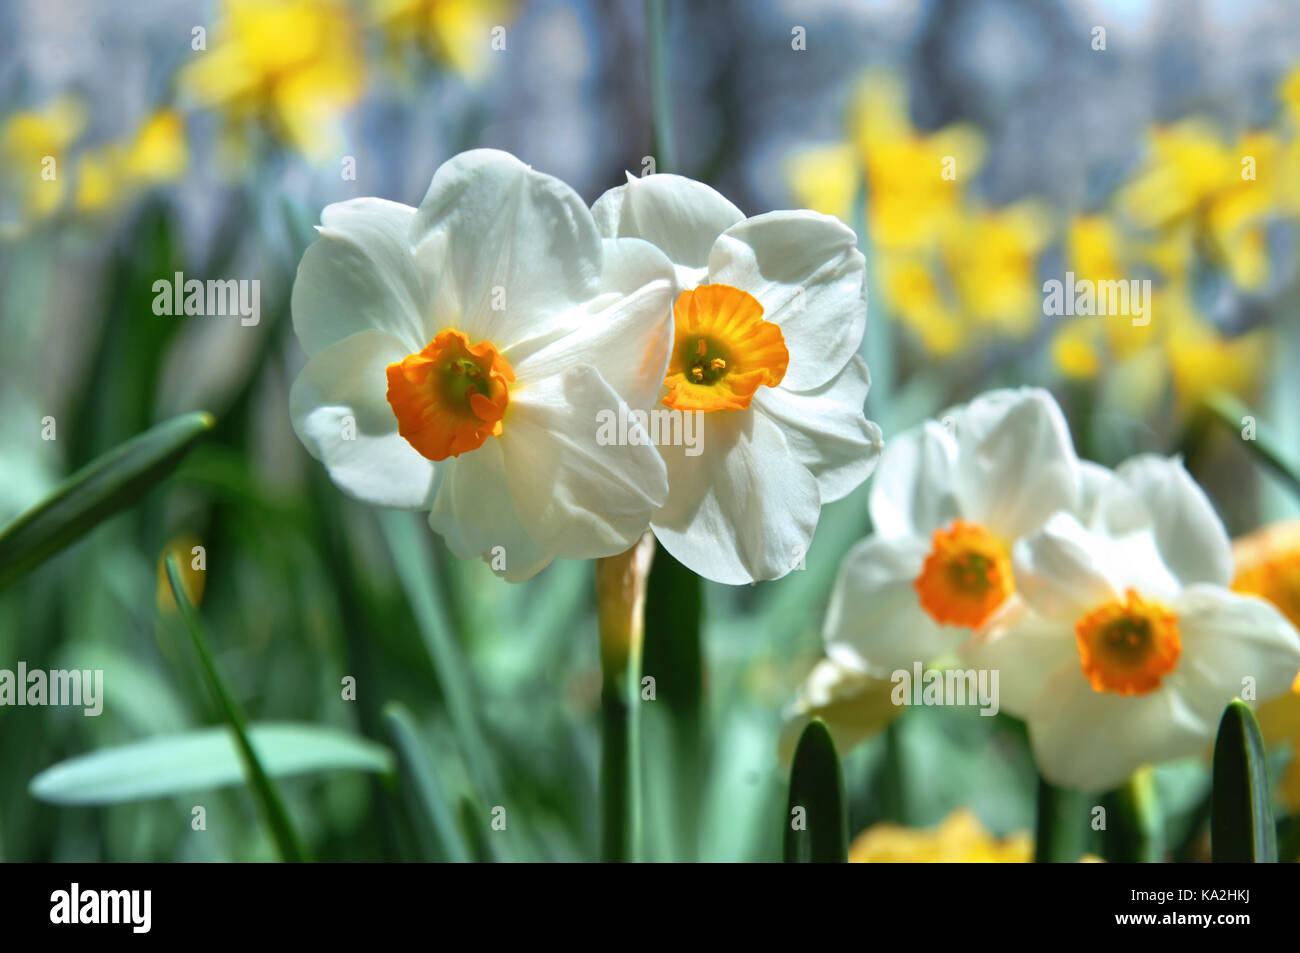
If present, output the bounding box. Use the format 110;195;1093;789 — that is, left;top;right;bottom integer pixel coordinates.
166;553;309;862
382;702;472;863
0;411;213;588
1203;392;1300;501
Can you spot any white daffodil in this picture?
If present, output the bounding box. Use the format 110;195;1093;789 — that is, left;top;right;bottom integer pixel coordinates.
290;149;677;581
591;173;883;584
966;455;1300;792
823;387;1081;677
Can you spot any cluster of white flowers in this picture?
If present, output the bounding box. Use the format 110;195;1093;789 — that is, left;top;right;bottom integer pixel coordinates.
289;150;881;584
288;150;1299;793
810;388;1300;791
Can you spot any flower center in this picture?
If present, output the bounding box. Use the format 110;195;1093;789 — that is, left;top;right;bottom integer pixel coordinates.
913;520;1014;629
385;328;514;461
661;284;788;412
1074;588;1181;695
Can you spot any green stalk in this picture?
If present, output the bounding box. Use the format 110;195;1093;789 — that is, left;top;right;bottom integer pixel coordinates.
1034;774;1088;863
164;553;308;862
595;533;655;862
645;0;678;174
383;702;472;863
1203;392;1300;501
1107;766;1164;863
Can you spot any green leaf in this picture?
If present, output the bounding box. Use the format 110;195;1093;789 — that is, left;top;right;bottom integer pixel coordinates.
1211;699;1277;862
165;553;310;862
784;719;848;862
28;723;394;805
1106;766;1165;862
1203;392;1300;501
0;411;213;589
382;703;472;863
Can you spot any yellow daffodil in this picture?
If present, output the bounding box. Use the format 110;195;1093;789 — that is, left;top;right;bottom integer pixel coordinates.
849;809;1033;863
941;201;1051;337
850;72;985;253
1232;520;1300;811
179;0;363;161
368;0;514;79
0;95;86;224
76;110;189;216
784;142;858;223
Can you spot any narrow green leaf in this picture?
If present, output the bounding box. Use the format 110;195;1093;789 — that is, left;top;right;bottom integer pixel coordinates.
28;723;394;805
1106;766;1165;862
1211;699;1277;862
1203;392;1300;501
166;554;310;862
0;411;213;588
784;719;848;863
382;702;472;863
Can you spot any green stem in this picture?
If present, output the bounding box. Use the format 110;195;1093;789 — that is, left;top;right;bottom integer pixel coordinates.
595;533;655;862
1107;766;1164;863
165;553;309;862
645;0;678;174
1034;774;1088;863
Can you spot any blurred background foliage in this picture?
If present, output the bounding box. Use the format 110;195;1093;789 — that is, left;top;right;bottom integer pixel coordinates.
1;0;1299;862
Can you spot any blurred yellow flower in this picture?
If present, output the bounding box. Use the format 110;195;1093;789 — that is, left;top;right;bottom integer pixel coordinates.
369;0;513;79
785;142;858;223
879;251;965;356
942;201;1051;336
76;111;189;215
0;96;86;223
1121;121;1291;290
850;72;985;253
1231;521;1300;810
156;534;207;616
1162;285;1266;411
179;0;363;160
849;809;1033;863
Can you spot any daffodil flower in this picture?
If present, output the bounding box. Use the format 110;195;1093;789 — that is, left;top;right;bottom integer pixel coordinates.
290;150;676;581
591;173;883;584
823;388;1081;676
967;456;1300;792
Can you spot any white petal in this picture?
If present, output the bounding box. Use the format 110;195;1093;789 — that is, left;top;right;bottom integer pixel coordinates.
410;149;603;346
289;330;438;509
867;420;960;539
751;356;882;504
707;210;866;391
591;172;744;282
428;440;554;582
1027;665;1210;792
823;534;960;678
962;612;1077;717
952;388;1080;541
1112;455;1233;587
1169;585;1300;723
1011;513;1120;621
291;198;428;356
501;364;668;559
509;238;675;414
650;409;820;584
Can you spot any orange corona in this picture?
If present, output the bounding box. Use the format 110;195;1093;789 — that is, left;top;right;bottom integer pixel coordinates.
913;520;1014;628
1074;589;1181;695
661;284;788;413
385;328;514;461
